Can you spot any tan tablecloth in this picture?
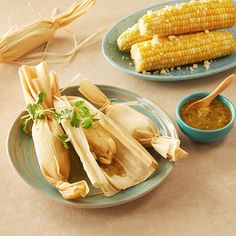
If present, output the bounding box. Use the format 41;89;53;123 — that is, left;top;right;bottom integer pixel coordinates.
1;0;236;235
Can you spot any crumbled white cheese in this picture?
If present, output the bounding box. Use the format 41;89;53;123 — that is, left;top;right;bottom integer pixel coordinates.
190;67;195;72
177;66;181;71
168;35;178;41
143;70;151;75
203;60;211;70
152;35;159;45
160;69;167;75
192;64;198;69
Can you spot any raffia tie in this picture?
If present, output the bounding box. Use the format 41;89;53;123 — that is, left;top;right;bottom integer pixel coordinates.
151;134;160;145
100;100;112;112
51;20;60;30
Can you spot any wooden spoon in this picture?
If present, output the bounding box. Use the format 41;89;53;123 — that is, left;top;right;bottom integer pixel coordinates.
187;74;236;110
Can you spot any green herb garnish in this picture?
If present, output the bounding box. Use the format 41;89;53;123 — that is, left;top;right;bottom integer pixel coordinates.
22;93;97;147
23;92;46;134
56;100;97;129
56;134;70;149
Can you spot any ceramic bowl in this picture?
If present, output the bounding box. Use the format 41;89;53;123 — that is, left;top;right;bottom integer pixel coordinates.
176;92;236;142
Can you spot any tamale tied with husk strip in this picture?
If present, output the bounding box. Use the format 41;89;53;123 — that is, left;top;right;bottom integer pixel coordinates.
0;0;95;63
79;80;188;162
18;62;89;200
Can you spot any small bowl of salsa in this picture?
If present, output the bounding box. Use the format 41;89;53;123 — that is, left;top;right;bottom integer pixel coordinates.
176;92;235;142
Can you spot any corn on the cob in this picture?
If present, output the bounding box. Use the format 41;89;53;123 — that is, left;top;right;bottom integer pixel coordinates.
131;31;236;72
139;0;236;37
117;24;151;52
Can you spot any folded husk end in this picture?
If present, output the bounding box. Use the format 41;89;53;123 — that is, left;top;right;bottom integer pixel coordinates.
56;180;89;200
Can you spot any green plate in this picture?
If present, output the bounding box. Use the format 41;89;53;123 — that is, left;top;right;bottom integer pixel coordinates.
7;86;176;208
102;0;236;81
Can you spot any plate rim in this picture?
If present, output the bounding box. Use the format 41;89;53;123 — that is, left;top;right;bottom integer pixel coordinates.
102;0;236;82
6;85;175;208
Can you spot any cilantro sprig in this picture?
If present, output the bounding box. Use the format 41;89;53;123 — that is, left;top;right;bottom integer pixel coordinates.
22;92;97;147
56;134;70;149
23;92;46;134
53;100;97;129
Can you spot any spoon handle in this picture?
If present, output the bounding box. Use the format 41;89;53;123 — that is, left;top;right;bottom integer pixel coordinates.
204;74;236;105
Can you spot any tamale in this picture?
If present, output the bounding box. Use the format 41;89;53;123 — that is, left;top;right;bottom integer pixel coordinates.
54;95;159;196
0;0;95;63
79;80;188;162
18;62;89;200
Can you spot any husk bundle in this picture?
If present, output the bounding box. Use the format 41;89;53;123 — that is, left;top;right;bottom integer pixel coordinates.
19;62;89;200
79;80;188;162
0;0;95;63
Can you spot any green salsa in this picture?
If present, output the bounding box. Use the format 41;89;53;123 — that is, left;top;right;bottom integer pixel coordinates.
181;98;232;130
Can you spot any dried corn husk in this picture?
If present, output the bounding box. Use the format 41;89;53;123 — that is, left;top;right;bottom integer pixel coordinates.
54;95;158;196
0;0;95;63
18;62;89;200
79;80;188;162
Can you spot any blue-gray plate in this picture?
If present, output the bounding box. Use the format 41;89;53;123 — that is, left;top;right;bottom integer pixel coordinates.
102;0;236;81
7;86;176;208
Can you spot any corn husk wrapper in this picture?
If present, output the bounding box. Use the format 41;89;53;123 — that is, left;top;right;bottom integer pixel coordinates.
54;95;159;196
83;122;117;165
18;62;89;200
79;80;188;162
0;0;95;63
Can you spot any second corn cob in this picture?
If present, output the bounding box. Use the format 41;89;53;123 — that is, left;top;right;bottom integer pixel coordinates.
131;31;236;72
139;0;236;37
117;24;152;52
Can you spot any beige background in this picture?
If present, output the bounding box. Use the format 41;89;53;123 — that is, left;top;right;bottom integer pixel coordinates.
1;0;236;235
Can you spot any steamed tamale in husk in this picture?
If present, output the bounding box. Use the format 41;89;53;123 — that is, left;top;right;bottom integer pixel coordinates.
0;0;95;63
53;95;159;196
19;62;89;200
79;80;188;162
